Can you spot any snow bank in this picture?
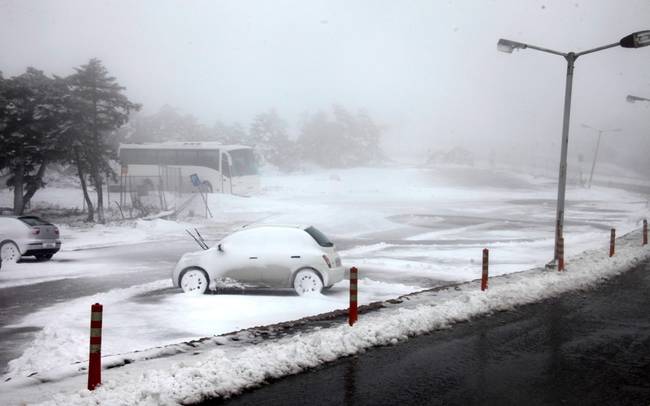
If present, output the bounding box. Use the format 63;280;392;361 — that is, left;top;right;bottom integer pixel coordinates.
3;278;418;383
5;280;172;377
2;229;647;406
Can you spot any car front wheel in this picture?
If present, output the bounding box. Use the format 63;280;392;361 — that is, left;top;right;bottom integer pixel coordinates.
293;269;323;296
0;241;20;264
180;268;209;294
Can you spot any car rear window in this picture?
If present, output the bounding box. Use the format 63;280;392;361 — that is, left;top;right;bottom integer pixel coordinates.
304;226;334;247
18;216;51;226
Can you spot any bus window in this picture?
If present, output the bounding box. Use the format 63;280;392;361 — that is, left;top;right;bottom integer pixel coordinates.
198;150;220;171
120;149;157;165
158;150;176;166
119;149;136;165
178;150;199;166
229;149;258;176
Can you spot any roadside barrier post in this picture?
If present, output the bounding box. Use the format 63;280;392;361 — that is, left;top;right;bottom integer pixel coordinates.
643;219;648;246
610;228;616;257
349;267;358;326
481;248;489;291
558;237;565;271
88;303;103;391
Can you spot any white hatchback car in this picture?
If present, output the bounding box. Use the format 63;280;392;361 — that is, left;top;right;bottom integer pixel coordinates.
172;225;345;295
0;215;61;263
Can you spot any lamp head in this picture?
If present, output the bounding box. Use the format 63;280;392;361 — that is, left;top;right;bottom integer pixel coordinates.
497;39;527;53
619;30;650;48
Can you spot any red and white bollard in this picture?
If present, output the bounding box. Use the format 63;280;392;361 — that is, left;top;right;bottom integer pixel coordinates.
610;228;616;257
348;267;358;326
558;237;565;272
643;219;647;246
88;303;103;391
481;248;489;291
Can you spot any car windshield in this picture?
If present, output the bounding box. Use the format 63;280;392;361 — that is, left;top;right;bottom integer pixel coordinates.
304;226;333;247
18;216;51;226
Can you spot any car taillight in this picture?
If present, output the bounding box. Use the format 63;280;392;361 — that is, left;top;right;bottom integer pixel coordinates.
31;228;40;235
54;228;59;235
322;255;332;268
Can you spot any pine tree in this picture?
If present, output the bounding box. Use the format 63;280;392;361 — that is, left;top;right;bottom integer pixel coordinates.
249;110;292;169
297;105;383;168
0;68;71;214
66;59;140;222
298;110;345;167
130;105;210;143
212;121;248;144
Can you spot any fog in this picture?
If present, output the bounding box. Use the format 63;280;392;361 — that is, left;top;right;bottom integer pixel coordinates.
1;0;649;167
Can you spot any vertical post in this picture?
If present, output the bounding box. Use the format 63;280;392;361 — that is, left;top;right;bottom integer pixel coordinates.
554;53;576;260
558;236;565;271
643;219;647;245
481;248;489;291
349;267;358;326
587;130;603;188
88;303;103;391
610;228;616;257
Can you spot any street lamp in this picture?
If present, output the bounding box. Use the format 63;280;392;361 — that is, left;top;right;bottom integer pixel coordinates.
580;124;621;188
626;94;650;104
497;30;650;262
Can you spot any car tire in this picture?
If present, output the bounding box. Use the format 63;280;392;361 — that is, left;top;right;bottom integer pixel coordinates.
0;241;20;264
179;268;210;294
293;269;324;296
35;254;53;261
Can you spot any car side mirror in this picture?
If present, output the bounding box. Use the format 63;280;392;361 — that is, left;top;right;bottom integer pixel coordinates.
218;243;224;252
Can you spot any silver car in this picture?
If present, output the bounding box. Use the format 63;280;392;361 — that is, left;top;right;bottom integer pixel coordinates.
0;216;61;263
172;225;345;295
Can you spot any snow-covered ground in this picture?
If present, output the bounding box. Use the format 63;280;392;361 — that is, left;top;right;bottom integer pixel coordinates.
0;165;648;403
2;228;648;406
3;276;418;379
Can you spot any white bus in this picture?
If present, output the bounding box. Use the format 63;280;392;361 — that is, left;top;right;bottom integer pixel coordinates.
118;142;260;196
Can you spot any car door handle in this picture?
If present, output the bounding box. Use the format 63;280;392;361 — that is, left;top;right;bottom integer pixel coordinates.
291;255;301;258
249;256;258;259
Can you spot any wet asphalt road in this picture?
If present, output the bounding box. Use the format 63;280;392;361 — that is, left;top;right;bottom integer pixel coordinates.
206;260;650;406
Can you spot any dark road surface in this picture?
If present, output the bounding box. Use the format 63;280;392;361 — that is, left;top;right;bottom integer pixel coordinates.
206;261;650;406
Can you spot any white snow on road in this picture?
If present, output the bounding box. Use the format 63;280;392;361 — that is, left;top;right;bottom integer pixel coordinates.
2;229;647;406
3;277;418;380
59;219;193;251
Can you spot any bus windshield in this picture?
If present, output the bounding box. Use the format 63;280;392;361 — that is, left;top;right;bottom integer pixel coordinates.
229;149;258;176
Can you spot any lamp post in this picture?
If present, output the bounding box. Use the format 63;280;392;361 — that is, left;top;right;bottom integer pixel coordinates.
626;94;650;191
497;31;650;262
580;124;621;188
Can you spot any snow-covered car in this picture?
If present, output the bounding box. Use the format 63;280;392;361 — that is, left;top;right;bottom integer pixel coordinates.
172;225;345;295
0;216;61;263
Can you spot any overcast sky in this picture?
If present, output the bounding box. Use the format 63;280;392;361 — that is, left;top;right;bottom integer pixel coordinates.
1;0;649;163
